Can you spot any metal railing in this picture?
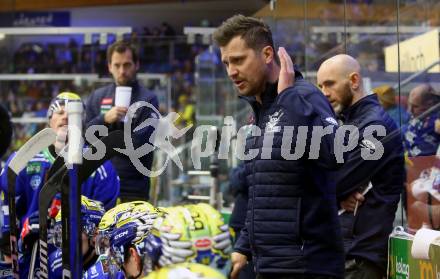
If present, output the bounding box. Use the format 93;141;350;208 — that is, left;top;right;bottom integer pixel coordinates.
393;60;440;90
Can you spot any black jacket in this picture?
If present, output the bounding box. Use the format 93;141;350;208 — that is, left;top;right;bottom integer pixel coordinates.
336;94;405;271
85;81;159;199
234;71;344;277
229;164;248;233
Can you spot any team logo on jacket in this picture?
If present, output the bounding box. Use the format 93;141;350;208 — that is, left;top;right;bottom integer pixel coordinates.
100;98;113;114
30;175;42;190
360;139;376;153
101;98;113;105
266;109;284;133
325;117;338;126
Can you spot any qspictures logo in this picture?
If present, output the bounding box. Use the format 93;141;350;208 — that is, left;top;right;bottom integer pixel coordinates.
59;101;390;177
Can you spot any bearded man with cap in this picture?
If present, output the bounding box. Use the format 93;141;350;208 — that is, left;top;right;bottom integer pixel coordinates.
0;92;120;277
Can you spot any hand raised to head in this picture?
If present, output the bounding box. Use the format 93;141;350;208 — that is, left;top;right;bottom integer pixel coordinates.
277;47;295;94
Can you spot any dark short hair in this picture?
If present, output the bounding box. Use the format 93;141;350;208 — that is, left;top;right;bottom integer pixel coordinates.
213;14;275;51
107;40;139;64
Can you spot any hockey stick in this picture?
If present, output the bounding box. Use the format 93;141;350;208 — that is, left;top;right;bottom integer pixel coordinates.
38;166;67;279
28;236;39;279
7;128;56;278
37;130;125;278
64;128;126;279
28;153;68;279
64;101;84;279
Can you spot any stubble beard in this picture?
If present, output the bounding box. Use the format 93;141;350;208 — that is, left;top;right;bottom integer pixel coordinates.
117;73;136;86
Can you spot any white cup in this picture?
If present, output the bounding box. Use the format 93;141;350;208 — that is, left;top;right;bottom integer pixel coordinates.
115;86;132;122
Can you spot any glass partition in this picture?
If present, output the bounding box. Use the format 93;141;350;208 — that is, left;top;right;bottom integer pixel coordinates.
212;0;440;231
1;1;439;222
395;1;440;233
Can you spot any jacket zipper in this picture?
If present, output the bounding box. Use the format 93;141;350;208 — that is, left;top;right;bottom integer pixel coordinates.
251;106;263;273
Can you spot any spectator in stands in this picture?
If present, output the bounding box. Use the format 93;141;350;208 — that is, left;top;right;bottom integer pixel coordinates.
182;59;194;84
404;84;440;157
174;94;195;128
94;49;107;77
407;155;440;231
9;101;22;118
151;27;161;37
373;85;410;126
160;22;176;36
85;40;159;202
68;39;79;68
142;26;152;36
33;101;48;118
79;49;92;73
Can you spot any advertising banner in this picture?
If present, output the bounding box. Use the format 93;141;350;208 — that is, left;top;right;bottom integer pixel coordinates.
388;236;440;279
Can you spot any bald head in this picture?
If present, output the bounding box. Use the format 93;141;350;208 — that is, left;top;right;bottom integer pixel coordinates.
408;84;439;117
410;84;434;100
319;54;361;81
317;54;364;114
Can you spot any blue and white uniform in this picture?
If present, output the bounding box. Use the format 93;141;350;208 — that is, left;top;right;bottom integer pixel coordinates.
83;255;125;279
404;112;440;157
0;146;119;277
1;146;119;227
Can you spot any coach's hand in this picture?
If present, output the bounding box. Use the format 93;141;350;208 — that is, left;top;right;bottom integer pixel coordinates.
340;192;365;212
277;47;295;94
104;106;128;124
231;252;247;279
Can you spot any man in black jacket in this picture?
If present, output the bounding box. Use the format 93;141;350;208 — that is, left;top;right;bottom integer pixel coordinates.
214;15;344;279
317;54;405;279
85;41;159;202
229;164;255;279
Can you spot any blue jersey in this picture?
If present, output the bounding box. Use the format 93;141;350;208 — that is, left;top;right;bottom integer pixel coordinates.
0;147;119;227
48;249;62;278
0;262;12;279
0;154;15;233
49;250;125;279
0;147;119;278
83;255;125;279
404;112;440;157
